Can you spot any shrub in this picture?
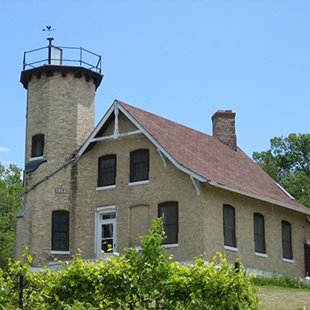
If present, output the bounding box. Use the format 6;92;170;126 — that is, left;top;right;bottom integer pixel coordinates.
0;219;258;309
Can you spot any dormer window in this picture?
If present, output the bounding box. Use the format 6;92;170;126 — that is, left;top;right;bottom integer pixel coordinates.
129;149;149;183
31;134;44;158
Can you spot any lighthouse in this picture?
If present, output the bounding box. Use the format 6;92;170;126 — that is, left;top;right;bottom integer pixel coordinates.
16;35;103;265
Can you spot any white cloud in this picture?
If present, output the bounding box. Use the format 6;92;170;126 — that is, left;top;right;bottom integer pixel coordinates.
0;147;10;153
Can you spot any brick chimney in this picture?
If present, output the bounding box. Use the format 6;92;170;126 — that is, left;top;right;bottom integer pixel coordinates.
212;110;237;150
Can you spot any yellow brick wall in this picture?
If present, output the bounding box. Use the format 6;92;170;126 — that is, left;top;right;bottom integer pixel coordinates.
16;86;310;277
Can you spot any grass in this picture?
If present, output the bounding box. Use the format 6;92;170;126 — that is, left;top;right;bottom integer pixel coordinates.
257;286;310;310
253;274;310;309
258;286;310;310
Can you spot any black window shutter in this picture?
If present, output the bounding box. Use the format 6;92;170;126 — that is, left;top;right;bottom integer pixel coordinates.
31;134;44;157
158;202;178;244
254;213;266;253
52;211;69;251
98;155;116;187
223;205;236;247
130;149;149;182
282;221;293;259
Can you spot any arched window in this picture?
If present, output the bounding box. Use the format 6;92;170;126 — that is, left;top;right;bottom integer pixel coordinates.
254;213;266;254
158;201;178;244
31;134;44;158
282;220;293;260
223;204;237;248
130;149;149;182
98;154;116;187
52;210;69;252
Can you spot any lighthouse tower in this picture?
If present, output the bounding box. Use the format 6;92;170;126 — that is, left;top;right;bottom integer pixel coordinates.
16;35;103;265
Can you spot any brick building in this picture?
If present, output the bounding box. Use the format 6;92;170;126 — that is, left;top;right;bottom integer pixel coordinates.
15;41;310;277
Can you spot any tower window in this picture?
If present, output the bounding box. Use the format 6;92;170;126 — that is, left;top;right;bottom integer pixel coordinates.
52;210;70;252
31;134;44;158
158;202;178;244
98;154;116;187
130;149;149;183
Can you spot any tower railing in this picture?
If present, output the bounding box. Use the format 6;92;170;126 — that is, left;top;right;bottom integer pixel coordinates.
22;45;102;74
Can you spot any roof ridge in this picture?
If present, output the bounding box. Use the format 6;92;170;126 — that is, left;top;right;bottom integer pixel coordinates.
118;100;219;141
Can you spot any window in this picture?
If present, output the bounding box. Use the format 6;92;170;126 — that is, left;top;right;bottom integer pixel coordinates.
98;155;116;187
158;202;178;244
282;220;293;260
254;213;266;254
130;149;149;183
31;134;44;158
52;211;69;252
223;204;237;248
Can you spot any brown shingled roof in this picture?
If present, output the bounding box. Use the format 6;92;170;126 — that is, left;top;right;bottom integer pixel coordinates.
118;101;309;214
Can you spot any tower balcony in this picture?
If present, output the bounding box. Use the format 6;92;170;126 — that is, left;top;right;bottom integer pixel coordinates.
21;40;103;89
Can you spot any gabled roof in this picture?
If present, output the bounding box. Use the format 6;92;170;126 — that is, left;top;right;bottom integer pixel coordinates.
77;100;310;215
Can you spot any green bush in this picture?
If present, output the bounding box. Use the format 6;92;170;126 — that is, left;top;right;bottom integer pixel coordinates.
253;273;310;290
0;219;258;309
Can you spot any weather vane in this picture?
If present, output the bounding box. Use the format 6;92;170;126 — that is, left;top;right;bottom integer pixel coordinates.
42;25;55;39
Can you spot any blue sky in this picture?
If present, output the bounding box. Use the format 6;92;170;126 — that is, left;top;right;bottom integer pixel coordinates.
1;0;309;168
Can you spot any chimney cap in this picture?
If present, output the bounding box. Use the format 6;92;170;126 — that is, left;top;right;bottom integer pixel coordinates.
211;110;235;121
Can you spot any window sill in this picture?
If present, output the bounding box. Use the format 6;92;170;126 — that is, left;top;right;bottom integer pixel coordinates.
224;245;238;252
255;252;268;258
128;180;149;186
282;258;294;264
51;251;70;255
29;156;44;161
134;243;179;250
96;185;116;191
163;243;179;249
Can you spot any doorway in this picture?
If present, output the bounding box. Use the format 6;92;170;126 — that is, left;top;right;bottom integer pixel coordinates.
96;208;116;257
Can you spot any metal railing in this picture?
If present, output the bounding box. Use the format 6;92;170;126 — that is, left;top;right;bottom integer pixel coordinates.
22;45;102;74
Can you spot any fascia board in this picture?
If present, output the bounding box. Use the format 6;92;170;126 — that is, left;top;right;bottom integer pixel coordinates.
208;181;310;216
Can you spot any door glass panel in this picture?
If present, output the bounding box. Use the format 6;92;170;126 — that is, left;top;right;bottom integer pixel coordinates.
102;223;113;238
101;239;113;253
100;222;114;253
101;213;116;220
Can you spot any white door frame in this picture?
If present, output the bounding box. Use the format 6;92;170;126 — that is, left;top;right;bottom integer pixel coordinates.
95;206;117;257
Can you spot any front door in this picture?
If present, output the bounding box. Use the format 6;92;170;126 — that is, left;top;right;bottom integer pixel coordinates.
305;243;310;276
96;211;116;257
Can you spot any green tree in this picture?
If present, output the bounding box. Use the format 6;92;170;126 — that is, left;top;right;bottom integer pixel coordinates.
0;162;23;269
253;133;310;207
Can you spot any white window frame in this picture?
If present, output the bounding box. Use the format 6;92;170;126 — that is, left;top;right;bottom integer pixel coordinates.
255;252;268;258
224;245;238;252
96;185;116;191
128;180;149;186
29;155;44;161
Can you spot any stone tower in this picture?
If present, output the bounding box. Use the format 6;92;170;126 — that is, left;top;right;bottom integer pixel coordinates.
16;37;103;265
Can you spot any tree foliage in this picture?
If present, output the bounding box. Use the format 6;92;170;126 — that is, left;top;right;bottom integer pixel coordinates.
0;162;23;269
0;219;258;309
253;133;310;207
